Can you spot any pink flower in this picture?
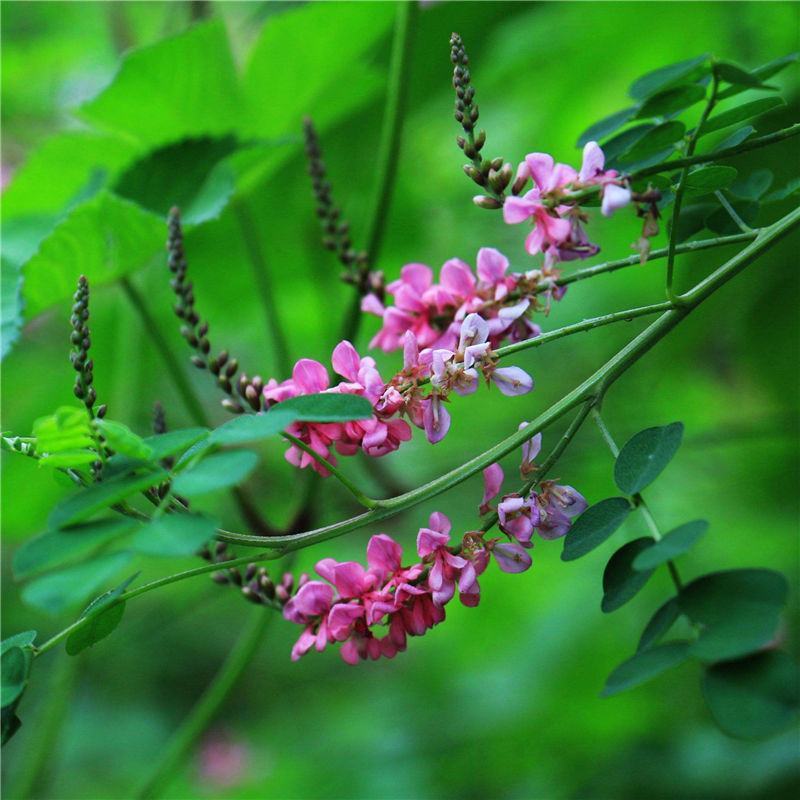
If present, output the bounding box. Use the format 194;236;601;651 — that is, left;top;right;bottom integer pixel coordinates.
601;183;633;217
492;541;533;573
422;393;450;444
503;192;573;256
282;581;335;661
535;483;588;539
480;463;504;514
417;512;471;606
498;494;540;546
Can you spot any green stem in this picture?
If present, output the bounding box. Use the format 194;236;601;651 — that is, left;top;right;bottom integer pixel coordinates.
551;230;756;291
666;70;720;302
714;191;753;233
282;432;378;509
341;0;417;342
233;199;292;377
134;607;272;799
119;277;211;427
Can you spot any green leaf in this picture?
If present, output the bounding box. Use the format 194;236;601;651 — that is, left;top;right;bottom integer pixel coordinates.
629;55;709;101
1;647;30;708
1;255;23;359
278;393;374;423
33;406;93;453
705;200;760;235
22;191;165;318
576;107;637;148
143;428;210;461
113;136;240;224
635;84;706;119
21;551;132;616
619;121;685;163
131;513;218;556
65;602;126;657
763;177;800;204
671;203;716;242
716;52;797;101
209;407;299;446
171;451;258;498
38;450;98;469
614;422;684;495
680;166;738;197
638;597;682;651
1;708;23;745
702;651;800;740
13;518;140;579
711;125;756;152
80;21;241;149
602;642;691;696
1;632;37;654
95;419;153;460
699;96;786;137
632;520;708;571
63;573;138;656
602;538;656;613
679;569;788;662
49;469;168;528
240;2;394;140
601;123;657;164
561;498;631;561
715;61;772;89
729;169;773;200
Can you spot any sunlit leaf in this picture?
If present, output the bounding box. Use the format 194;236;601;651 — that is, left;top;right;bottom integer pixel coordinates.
702;651;800;739
614;422;683;495
602;641;691;696
95;419;153;460
633;520;708;570
602;538;656;612
561;498;631;561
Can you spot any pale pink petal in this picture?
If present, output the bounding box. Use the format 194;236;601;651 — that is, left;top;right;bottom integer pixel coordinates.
331;341;361;382
481;463;504;513
491;366;534;396
524;153;555;191
292;359;329;393
476;247;509;283
503;194;539;224
493;542;533;573
422;395;451;444
361;293;385;316
601;184;632;217
579;141;605;183
428;511;452;536
400;262;433;294
440;258;476;299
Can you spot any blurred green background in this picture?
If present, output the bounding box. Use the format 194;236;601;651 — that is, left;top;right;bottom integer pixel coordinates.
2;1;799;798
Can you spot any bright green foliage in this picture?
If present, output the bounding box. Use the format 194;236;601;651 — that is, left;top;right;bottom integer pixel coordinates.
628;54;709;100
171;451;258;497
613;422;683;495
699;96;786;137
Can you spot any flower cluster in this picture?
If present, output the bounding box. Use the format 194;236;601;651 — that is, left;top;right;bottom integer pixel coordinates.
481;426;587;547
362;247;564;354
502;142;632;260
262;315;533;472
282;512;532;664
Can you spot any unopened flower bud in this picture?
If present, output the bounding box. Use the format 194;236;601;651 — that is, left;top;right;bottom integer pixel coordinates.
473;195;502;210
221;398;244;414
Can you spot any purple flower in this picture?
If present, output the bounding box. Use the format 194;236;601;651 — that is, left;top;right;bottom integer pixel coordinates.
492;542;533;573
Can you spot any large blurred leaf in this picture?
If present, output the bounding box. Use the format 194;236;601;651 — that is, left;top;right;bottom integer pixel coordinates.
638;596;682;651
240;2;394;140
21;551;133;615
171;450;259;497
576;107;637;148
131;513;218;556
22;191;164;317
619;121;685;164
702;651;800;739
80;20;242;148
13;517;140;579
635;84;706;119
1;256;23;359
679;569;788;662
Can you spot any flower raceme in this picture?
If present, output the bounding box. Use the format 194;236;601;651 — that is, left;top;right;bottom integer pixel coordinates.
283;513;534;665
262;315;534;472
502;142;632;259
361;247;565;354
